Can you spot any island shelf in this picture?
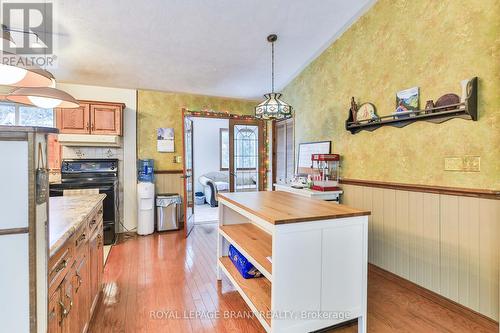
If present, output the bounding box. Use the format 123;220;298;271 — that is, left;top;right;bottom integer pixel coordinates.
216;191;370;333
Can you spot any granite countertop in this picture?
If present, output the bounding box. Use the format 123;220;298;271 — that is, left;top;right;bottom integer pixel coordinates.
49;194;106;257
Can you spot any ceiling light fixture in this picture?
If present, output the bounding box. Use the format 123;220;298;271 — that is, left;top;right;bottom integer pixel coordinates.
255;34;292;120
6;87;79;108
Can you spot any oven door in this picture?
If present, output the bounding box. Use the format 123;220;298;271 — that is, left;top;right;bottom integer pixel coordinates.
49;182;118;244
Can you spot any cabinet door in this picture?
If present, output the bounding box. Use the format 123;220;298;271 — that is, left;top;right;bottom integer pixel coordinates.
89;231;100;313
97;232;104;291
47;134;61;170
48;287;62;333
61;275;74;333
72;252;90;333
90;103;123;135
55;103;90;134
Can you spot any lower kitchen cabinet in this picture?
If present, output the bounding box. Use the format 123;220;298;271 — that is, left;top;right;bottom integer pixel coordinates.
89;227;104;314
61;275;74;333
48;286;62;333
48;203;104;333
72;250;91;333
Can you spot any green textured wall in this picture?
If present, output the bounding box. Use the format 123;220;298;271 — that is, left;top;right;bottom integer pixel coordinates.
282;0;500;190
137;90;257;170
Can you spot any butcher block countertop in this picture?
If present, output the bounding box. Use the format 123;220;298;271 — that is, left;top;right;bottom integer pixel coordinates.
218;191;370;225
49;194;106;256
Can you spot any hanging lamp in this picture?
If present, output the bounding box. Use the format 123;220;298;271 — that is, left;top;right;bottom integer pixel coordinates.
6;87;79;108
1;25;79;108
255;34;292;120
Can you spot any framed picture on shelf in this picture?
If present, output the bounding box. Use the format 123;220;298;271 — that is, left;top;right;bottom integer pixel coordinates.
296;140;331;175
395;86;419;118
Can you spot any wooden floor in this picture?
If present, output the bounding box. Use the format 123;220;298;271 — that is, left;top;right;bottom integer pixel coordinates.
88;224;498;333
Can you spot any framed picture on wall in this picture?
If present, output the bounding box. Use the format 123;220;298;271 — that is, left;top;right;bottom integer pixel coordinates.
296;141;331;175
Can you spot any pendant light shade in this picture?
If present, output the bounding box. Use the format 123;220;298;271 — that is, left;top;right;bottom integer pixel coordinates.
6;87;79;108
0;56;54;87
255;34;292;120
255;93;292;120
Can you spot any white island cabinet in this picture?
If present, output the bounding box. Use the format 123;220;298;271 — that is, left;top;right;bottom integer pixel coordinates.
0;126;57;333
217;191;370;333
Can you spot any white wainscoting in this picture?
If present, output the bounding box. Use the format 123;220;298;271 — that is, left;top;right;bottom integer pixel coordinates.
342;184;499;321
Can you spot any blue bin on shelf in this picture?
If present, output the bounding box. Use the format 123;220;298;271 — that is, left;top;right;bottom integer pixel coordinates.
228;245;262;279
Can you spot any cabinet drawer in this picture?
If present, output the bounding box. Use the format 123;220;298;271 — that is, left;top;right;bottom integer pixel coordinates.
49;245;73;295
88;206;103;235
73;222;88;254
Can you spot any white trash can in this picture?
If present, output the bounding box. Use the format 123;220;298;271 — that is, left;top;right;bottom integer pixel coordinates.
137;181;155;235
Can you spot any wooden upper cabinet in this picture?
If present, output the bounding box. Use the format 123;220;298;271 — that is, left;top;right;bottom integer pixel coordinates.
55;101;124;136
55;103;90;134
90;103;123;135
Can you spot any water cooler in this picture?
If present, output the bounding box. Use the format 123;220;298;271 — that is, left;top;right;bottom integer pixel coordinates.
137;159;155;235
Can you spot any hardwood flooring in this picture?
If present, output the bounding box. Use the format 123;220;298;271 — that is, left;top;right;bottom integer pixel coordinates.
88;224;498;333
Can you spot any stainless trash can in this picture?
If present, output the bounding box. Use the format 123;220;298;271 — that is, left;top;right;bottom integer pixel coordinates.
156;193;182;231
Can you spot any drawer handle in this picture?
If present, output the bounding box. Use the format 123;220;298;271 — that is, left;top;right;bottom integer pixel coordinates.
75;272;83;292
90;219;97;227
76;233;86;246
55;259;67;273
59;298;72;318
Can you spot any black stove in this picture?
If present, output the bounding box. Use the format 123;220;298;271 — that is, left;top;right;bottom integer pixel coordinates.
50;159;119;245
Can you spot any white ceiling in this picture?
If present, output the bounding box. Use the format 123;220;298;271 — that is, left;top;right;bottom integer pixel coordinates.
50;0;374;99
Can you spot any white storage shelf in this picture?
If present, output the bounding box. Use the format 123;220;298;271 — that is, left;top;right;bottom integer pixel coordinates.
216;192;369;333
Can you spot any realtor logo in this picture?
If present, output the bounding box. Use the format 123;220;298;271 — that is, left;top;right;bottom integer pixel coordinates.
1;1;53;54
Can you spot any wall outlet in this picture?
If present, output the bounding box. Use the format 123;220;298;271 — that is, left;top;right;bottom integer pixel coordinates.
173;155;183;163
444;156;480;172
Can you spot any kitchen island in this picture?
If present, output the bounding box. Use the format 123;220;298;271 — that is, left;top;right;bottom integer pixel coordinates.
48;194;105;333
217;191;370;333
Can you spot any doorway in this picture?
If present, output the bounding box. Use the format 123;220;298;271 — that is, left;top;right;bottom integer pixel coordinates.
181;110;266;236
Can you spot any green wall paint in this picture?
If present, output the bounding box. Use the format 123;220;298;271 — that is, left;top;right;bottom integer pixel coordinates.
137;90;257;170
282;0;500;190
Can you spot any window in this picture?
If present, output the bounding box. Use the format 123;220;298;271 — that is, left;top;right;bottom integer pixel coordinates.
235;125;258;170
0;102;54;127
219;128;229;170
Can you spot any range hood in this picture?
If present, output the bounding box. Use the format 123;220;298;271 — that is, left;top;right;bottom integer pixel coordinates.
57;134;121;147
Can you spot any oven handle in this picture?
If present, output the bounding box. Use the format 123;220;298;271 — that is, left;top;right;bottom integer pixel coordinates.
50;185;114;192
99;185;114;191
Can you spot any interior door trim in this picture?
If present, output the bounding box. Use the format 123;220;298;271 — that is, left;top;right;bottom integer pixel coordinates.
181;110;194;237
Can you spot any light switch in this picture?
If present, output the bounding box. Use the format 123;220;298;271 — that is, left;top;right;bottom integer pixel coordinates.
444;156;480;172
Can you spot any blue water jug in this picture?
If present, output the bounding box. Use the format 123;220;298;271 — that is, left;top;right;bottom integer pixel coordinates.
137;159;154;182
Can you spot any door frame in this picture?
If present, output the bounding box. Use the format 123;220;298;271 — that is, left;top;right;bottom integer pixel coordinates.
181;108;268;195
181;109;194;237
228;118;265;192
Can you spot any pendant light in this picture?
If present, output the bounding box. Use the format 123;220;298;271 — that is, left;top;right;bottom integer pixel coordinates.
6;87;79;108
255;34;292;120
1;25;79;108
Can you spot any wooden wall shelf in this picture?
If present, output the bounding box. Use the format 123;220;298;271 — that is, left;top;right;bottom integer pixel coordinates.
345;77;477;134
